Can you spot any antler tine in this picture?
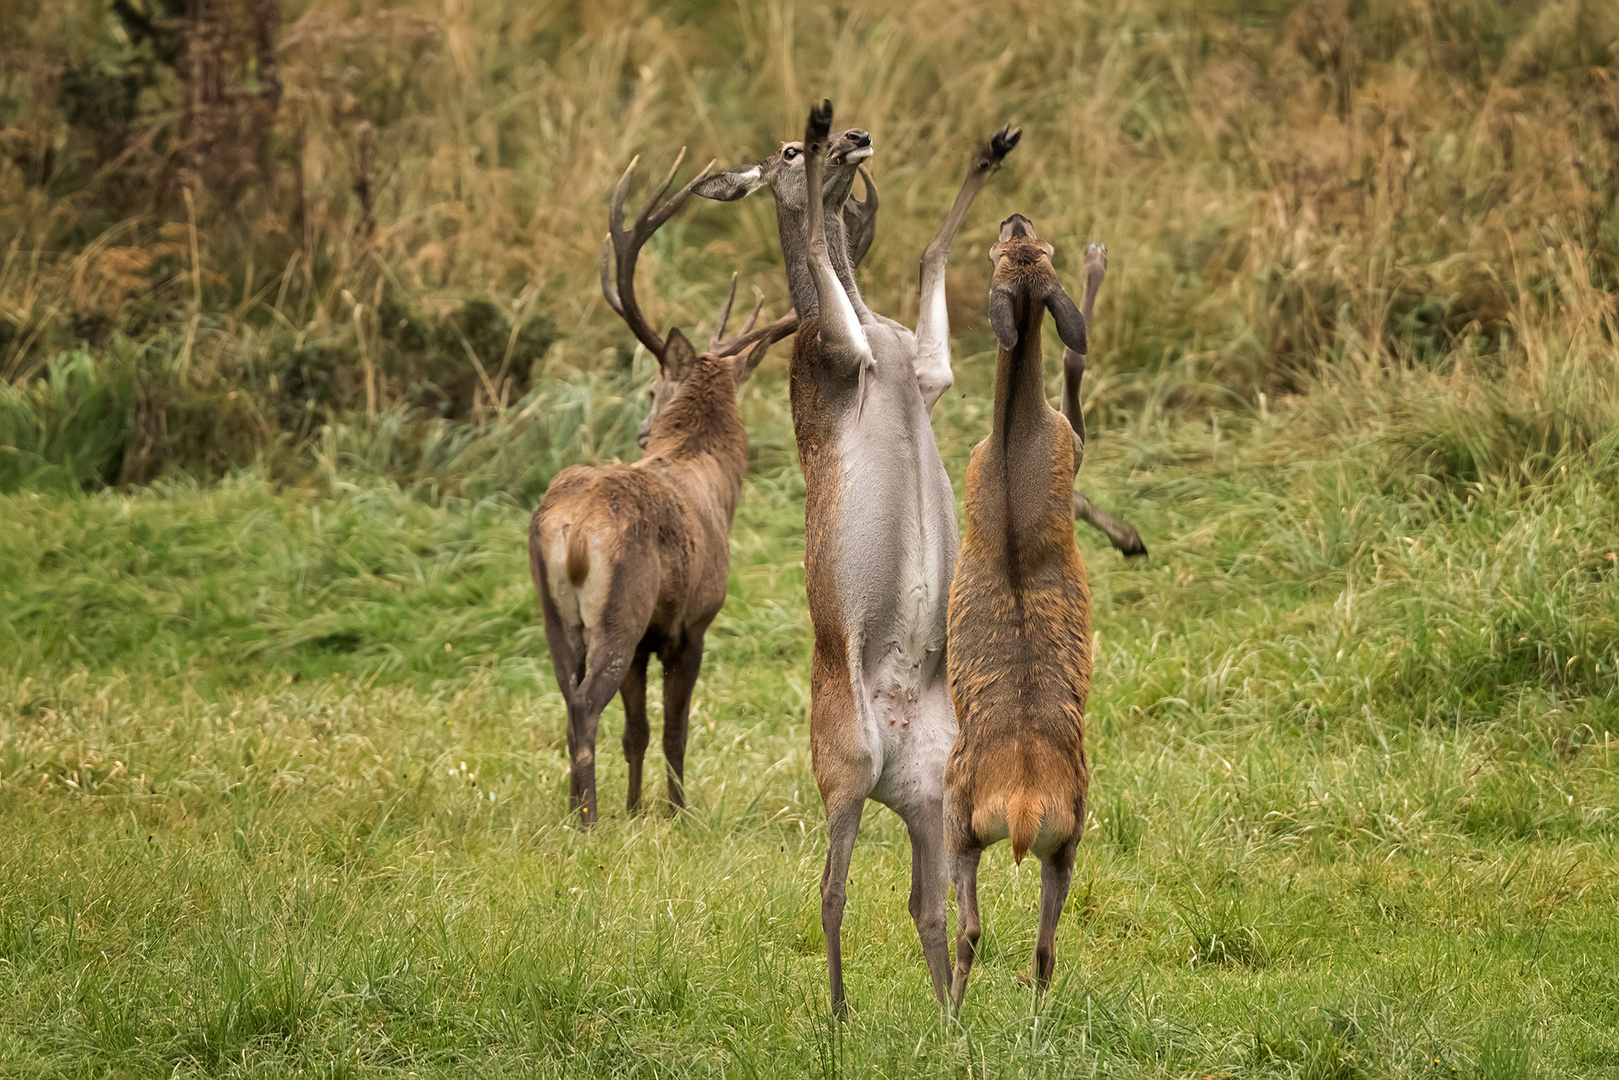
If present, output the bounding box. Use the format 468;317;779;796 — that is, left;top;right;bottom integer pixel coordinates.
709;305;799;359
709;273;740;354
640;148;717;234
738;286;764;338
599;235;624;318
603;149;715;360
607;154;640;243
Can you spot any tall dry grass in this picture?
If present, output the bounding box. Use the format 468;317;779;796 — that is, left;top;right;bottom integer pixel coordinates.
0;0;1616;489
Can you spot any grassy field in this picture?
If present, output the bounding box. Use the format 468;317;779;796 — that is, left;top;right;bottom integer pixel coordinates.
4;0;1619;1076
5;354;1619;1076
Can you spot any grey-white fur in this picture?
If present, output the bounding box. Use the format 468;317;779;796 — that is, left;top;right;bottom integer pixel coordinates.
697;103;1018;1014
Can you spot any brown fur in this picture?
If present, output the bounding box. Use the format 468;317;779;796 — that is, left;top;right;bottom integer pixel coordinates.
945;217;1095;1008
529;340;752;825
564;527;590;588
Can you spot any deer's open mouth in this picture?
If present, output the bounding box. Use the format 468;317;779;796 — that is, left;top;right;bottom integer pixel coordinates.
842;145;874;163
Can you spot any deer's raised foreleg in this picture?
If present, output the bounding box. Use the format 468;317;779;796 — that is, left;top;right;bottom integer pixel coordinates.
913;124;1020;413
802;101;873;373
1062;242;1147;557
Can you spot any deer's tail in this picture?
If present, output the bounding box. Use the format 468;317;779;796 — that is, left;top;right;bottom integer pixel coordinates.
565;526;591;588
1008;789;1043;865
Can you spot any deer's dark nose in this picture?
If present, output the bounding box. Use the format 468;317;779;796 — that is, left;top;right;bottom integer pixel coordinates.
847;130;870;148
999;213;1035;239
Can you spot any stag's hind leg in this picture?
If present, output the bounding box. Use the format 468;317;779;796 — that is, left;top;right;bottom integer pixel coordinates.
621;648;653;813
568;636;634;827
658;628;708;812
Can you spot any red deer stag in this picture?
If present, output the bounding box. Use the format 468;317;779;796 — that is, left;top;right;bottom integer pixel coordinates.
945;215;1105;1008
529;151;793;827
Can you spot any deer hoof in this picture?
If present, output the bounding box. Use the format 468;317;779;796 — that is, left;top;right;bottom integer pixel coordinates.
987;123;1022;163
808;99;834;142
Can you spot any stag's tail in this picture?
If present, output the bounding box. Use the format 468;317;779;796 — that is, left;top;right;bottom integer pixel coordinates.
565;526;591;587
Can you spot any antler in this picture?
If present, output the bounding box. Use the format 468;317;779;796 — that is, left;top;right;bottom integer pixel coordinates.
707;273;798;360
600;148;715;360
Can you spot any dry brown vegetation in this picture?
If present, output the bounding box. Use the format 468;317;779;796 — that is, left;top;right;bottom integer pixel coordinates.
5;5;1619;1074
2;0;1617;491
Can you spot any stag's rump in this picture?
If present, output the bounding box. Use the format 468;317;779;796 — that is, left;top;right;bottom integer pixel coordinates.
529;464;705;649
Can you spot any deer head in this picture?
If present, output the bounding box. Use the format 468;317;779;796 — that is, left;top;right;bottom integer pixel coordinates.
691;127;874;211
600;150;795;449
986;214;1089;355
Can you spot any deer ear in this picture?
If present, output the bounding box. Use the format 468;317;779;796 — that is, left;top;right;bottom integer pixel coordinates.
989;287;1018;351
662;327;698;379
1044;285;1087;356
692;164;768;202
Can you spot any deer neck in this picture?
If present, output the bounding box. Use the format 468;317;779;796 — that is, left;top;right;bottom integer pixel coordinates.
640;358;750;514
991;295;1054;447
775;199;871;322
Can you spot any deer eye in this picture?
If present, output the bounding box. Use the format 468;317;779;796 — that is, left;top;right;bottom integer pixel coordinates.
783;147;800;161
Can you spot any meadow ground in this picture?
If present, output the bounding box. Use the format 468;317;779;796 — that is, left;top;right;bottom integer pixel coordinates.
5;0;1619;1076
4;354;1619;1078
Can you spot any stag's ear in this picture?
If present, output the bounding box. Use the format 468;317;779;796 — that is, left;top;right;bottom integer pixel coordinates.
692;164;768;202
989;287;1018;351
1044;285;1087;356
662;327;698;380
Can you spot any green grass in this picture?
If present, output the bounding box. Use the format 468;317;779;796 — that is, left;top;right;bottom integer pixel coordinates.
5;0;1619;1073
3;360;1617;1078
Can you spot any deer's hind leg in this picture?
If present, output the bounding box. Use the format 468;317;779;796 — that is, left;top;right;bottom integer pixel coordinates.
568;631;636;828
810;646;877;1019
895;795;952;1007
1034;838;1079;993
621;647;653;813
820;785;867;1019
947;839;983;1012
657;626;709;812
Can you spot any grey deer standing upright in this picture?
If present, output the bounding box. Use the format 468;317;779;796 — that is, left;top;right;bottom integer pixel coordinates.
944;217;1105;1010
695;124;1145;556
529;151;793;827
695;101;1014;1015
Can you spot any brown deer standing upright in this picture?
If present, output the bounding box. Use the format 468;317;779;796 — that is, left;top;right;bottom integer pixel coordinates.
944;214;1106;1009
529;151;792;827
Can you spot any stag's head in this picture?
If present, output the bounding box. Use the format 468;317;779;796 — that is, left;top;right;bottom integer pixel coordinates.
599;150;797;449
691;127;873;211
